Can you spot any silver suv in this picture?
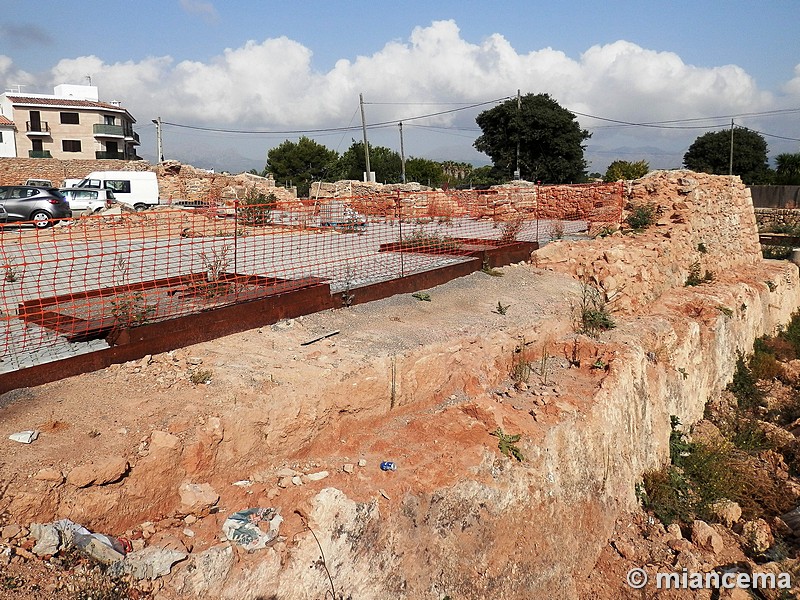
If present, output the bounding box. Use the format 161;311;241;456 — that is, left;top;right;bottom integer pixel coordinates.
0;186;72;228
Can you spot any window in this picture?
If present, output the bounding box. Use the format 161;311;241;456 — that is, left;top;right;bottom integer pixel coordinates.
104;179;130;194
0;132;3;142
62;140;82;152
60;112;80;125
104;115;115;125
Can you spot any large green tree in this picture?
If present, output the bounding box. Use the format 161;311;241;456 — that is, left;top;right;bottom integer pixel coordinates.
775;153;800;185
335;141;402;183
683;128;770;184
474;93;591;183
266;136;339;197
405;157;445;187
603;160;650;182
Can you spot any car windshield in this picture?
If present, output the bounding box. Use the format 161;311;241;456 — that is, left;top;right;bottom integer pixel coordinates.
47;188;66;199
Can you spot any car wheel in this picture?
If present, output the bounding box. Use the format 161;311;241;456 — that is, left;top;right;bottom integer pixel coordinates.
31;210;53;229
134;203;148;211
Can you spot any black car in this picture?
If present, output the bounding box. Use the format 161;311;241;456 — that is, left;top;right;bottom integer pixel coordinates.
0;186;72;228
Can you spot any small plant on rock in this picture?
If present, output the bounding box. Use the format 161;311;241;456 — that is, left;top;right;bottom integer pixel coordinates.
190;368;213;384
491;428;524;461
493;301;510;315
572;277;615;338
685;261;714;286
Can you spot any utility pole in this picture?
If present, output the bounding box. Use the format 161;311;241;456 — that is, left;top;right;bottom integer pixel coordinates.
359;94;372;182
515;89;521;180
399;121;406;184
729;119;734;176
151;116;164;163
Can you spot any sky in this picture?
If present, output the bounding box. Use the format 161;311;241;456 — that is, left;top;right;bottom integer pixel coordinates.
1;0;799;176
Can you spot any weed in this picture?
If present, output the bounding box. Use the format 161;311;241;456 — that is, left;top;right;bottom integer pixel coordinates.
510;338;532;384
3;262;18;282
493;301;510;315
481;259;504;277
749;349;783;381
198;244;233;298
539;343;551;385
641;417;743;526
490;428;524;461
766;280;777;292
727;351;765;410
190;368;213;384
572;277;615;338
400;228;460;252
499;215;525;244
591;358;606;370
594;225;618;238
412;291;431;302
550;220;565;241
717;305;733;318
729;418;774;453
697;242;708;253
239;186;277;226
678;367;688;380
685;261;714;286
111;291;155;327
625;203;656;230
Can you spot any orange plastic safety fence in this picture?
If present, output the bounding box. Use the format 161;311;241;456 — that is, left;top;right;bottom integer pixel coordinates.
0;183;622;373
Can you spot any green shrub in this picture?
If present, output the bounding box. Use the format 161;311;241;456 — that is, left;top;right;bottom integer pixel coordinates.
625;203;657;230
685;261;714;286
239;187;277;226
781;311;800;357
727;352;765;410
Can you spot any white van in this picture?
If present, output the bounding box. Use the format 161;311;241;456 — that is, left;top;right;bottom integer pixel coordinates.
78;171;160;210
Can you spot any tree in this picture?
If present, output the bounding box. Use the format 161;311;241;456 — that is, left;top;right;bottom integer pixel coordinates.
266;137;339;197
474;93;591;183
405;157;444;187
683;128;770;185
776;153;800;185
334;140;402;183
603;160;650;182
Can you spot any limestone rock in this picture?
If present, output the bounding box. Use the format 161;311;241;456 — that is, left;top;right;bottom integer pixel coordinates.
33;468;64;483
110;546;188;580
178;482;219;515
30;523;61;556
691;520;724;554
303;471;329;482
741;519;773;554
709;499;742;528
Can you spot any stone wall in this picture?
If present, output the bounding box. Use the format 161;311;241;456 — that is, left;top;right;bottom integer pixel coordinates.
537;171;761;313
754;207;800;231
311;179;624;225
0;157;298;205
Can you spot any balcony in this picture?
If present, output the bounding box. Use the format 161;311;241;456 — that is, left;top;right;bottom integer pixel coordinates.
124;130;140;145
25;121;50;136
96;151;125;159
93;123;125;138
28;150;52;158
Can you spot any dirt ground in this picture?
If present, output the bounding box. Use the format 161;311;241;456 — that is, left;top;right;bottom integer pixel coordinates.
0;259;618;597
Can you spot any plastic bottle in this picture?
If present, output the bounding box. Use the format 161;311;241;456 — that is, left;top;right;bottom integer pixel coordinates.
380;461;397;471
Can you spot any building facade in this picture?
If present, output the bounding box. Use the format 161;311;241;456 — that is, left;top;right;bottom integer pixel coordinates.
0;84;140;160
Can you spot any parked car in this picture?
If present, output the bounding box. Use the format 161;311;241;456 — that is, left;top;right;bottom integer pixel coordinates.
25;178;53;187
60;187;117;213
0;186;72;228
77;171;160;210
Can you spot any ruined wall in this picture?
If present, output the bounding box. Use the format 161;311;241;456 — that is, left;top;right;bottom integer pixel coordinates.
311;179;623;225
536;171;761;313
754;207;800;230
0;157;298;204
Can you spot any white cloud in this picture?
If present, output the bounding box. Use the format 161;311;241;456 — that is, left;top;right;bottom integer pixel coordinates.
1;20;795;169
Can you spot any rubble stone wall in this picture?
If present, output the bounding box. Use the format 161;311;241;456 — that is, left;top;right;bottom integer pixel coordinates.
0;158;298;205
537;171;761;313
311;179;623;225
754;207;800;230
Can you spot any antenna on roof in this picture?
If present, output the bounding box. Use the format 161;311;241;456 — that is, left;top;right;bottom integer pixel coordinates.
85;75;92;86
6;84;24;93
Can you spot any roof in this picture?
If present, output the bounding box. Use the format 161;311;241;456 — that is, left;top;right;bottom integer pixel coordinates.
4;96;135;122
0;115;13;127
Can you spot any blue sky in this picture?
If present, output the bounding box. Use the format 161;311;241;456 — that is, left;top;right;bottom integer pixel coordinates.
1;0;799;174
